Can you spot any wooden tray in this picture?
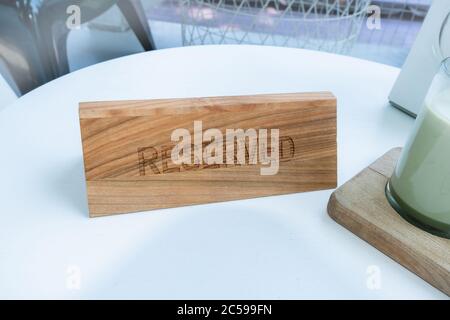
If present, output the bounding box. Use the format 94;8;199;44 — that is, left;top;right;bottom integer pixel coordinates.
328;148;450;296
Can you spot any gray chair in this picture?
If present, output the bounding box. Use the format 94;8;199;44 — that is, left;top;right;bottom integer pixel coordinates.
0;0;155;95
0;69;17;111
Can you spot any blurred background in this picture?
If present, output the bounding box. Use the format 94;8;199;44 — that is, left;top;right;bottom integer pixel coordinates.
0;0;431;106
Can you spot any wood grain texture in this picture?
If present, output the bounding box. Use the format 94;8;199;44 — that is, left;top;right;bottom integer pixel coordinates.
80;92;337;217
328;148;450;296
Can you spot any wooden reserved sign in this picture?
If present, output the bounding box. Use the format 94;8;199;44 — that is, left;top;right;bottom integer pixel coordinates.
79;92;337;217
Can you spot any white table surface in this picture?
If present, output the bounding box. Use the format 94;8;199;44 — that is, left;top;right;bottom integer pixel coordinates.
0;45;447;299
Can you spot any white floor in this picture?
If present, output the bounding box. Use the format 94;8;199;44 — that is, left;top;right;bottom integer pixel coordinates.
1;0;426;100
67;18;411;75
0;11;418;102
67;20;182;73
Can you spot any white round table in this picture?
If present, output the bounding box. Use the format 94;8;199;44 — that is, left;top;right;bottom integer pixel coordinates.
0;45;446;299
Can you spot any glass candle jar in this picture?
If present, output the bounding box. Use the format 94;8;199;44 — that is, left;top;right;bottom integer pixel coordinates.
386;58;450;238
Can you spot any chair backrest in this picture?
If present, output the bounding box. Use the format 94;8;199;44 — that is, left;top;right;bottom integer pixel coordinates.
0;69;17;112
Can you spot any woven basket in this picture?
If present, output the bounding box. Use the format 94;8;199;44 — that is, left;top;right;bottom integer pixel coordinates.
181;0;371;54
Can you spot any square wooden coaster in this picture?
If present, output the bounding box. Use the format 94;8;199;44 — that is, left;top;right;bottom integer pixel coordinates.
328;148;450;296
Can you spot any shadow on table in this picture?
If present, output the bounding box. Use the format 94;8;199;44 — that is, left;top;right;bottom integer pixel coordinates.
377;102;414;145
78;199;368;299
50;157;89;218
